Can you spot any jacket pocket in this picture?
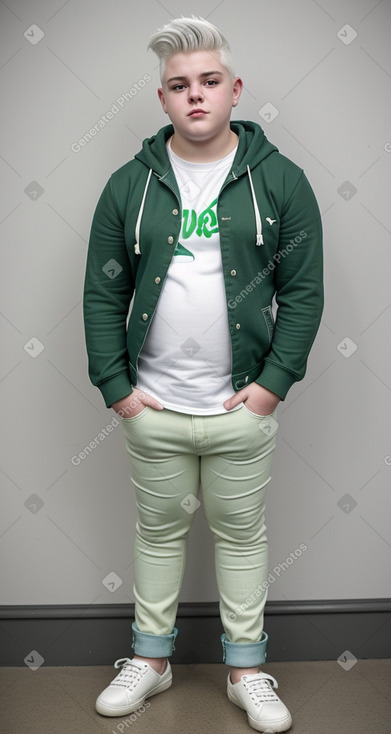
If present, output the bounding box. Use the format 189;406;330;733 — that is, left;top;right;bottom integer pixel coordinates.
261;305;274;347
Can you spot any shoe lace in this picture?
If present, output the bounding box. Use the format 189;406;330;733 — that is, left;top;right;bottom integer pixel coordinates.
111;657;146;690
243;674;279;704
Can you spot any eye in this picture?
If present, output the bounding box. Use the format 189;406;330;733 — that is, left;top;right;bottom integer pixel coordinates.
205;79;218;86
172;84;186;91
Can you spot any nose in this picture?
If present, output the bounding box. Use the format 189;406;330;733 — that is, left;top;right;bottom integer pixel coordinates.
188;84;204;103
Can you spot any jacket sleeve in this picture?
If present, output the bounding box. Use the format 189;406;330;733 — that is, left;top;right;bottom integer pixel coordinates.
255;170;324;400
83;177;135;407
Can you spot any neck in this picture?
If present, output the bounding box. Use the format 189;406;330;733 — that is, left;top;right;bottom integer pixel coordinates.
169;128;238;162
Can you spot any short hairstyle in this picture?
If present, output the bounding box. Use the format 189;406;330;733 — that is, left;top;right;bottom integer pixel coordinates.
148;16;235;81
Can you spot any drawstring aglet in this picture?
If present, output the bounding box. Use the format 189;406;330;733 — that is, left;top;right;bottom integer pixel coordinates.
134;243;141;255
256;234;264;246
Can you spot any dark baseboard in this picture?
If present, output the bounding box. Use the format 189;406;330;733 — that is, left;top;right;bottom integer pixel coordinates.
1;600;390;666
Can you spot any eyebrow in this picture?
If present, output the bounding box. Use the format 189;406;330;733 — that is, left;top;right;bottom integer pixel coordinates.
166;71;224;84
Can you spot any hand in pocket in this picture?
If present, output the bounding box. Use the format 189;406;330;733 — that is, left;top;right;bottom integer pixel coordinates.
224;382;280;416
111;388;164;419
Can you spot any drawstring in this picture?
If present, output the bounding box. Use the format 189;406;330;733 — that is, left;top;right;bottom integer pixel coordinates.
246;165;264;246
135;166;263;253
134;168;153;255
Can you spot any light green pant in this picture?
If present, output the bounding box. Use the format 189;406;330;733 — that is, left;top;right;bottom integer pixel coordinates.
121;404;279;667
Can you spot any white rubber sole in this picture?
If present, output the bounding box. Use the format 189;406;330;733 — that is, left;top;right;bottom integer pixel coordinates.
95;676;172;717
228;687;292;732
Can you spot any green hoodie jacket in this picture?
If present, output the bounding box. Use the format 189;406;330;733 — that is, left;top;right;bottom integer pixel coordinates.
83;120;323;408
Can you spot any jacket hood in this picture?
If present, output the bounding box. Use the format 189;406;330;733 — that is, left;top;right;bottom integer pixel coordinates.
134;120;278;177
132;121;279;254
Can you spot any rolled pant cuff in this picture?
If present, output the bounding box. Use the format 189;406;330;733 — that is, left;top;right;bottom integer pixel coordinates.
131;621;178;658
221;630;268;667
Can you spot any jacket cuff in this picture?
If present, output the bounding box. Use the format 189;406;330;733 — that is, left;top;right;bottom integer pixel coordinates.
255;361;298;401
98;371;133;408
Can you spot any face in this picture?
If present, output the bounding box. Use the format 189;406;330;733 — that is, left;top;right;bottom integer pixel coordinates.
157;50;242;144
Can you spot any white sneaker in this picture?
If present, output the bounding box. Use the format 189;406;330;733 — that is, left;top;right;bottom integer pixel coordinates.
95;657;172;717
227;671;292;732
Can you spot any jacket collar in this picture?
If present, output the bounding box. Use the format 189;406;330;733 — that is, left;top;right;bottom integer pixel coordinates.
134;120;278;178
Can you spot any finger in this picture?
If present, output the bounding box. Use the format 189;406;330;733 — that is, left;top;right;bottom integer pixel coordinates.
224;390;245;410
143;393;164;410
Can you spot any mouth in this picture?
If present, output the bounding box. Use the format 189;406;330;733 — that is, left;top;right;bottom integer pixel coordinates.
188;109;208;117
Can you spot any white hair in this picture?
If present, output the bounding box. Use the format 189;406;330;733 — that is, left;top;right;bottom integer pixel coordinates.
148;16;235;80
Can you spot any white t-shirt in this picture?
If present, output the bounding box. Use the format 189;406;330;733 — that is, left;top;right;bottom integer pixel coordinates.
137;139;239;415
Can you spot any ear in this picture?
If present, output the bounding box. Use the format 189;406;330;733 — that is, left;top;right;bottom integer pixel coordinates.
231;76;243;108
157;87;168;114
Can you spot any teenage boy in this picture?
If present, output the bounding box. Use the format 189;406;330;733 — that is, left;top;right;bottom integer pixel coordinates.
83;16;323;733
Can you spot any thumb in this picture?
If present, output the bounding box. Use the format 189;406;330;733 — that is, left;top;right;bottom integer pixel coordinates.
224;389;246;411
142;392;164;411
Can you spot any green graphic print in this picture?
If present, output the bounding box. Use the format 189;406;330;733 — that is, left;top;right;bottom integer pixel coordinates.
173;242;195;261
174;198;219;261
182;198;219;239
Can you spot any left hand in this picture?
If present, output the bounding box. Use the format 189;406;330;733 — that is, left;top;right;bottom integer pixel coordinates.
223;382;281;416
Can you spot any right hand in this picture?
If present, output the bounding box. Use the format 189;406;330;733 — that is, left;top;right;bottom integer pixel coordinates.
111;388;164;419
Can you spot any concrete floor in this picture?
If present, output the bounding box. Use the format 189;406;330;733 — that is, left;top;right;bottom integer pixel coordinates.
0;659;390;734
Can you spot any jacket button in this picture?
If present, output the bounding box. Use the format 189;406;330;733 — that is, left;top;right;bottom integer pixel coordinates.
142;313;148;321
235;323;241;329
154;276;161;284
231;269;237;276
172;209;179;216
167;236;174;244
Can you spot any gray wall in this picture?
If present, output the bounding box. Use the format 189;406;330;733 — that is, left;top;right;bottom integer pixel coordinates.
1;0;390;609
